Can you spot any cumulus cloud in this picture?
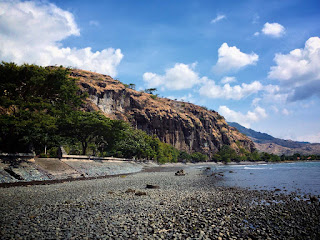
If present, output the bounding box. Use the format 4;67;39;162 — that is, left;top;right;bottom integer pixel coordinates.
166;93;195;103
143;63;204;90
0;1;123;76
262;22;285;38
199;80;263;100
213;43;259;73
251;97;261;107
220;76;236;84
218;106;267;128
269;37;320;101
211;14;226;23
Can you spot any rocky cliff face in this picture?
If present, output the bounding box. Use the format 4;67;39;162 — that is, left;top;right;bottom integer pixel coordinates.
71;69;255;157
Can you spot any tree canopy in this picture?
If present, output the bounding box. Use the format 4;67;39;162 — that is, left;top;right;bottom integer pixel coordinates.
0;62;85;153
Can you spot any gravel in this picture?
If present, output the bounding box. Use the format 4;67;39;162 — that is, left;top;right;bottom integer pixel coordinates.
0;166;319;239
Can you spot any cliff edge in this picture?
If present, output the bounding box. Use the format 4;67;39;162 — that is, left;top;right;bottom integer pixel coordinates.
70;69;255;157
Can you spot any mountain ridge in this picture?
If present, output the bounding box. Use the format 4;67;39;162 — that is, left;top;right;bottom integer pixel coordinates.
228;122;320;155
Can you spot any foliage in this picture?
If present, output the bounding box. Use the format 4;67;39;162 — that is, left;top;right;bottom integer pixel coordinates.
150;94;158;100
211;144;319;163
2;62;317;164
144;88;157;94
190;152;208;162
0;62;183;163
178;151;191;162
59;111;112;155
0;62;85;153
212;145;237;163
128;83;136;90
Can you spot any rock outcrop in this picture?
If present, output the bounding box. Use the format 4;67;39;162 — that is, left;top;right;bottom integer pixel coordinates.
71;69;255;157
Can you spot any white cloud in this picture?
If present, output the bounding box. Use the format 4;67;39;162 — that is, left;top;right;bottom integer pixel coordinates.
253;32;260;36
211;14;226;23
269;37;320;101
220;76;236;84
143;63;204;90
0;1;123;77
213;43;259;73
218;106;267;128
282;108;290;115
260;84;289;105
262;22;285;38
251;97;261;107
270;106;290;116
199;80;263;100
166;93;195;103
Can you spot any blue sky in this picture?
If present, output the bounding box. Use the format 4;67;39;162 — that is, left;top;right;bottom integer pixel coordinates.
1;0;320;142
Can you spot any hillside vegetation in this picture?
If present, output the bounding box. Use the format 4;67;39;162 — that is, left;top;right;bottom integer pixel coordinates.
2;62;317;163
0;62;208;163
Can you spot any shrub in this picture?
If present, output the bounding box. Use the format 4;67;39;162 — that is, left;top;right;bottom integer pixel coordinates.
150;94;157;100
191;152;208;162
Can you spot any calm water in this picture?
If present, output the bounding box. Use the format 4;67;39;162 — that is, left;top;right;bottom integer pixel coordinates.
211;161;320;195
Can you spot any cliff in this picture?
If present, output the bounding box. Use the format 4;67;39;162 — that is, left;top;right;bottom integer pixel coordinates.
70;69;255;157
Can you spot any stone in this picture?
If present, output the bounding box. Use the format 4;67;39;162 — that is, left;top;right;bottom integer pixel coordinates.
125;189;135;193
135;191;147;196
146;184;160;189
310;195;319;203
175;169;185;176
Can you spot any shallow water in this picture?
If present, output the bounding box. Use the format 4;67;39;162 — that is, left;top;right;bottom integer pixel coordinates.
208;161;320;195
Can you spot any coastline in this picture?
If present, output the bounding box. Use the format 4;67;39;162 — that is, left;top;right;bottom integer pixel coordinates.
1;158;319;188
0;166;319;239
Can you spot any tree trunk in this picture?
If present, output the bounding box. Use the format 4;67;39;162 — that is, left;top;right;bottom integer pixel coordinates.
82;141;87;155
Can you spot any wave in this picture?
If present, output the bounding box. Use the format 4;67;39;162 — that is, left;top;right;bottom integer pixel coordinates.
244;167;273;170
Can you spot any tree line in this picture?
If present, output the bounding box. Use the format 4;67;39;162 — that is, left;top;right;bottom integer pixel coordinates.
0;62;209;163
212;145;319;163
1;62;316;163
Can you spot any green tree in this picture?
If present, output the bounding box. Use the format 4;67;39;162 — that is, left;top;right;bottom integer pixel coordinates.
179;151;191;162
213;145;237;163
128;83;136;90
0;62;85;153
145;88;157;94
190;152;208;162
60;111;111;155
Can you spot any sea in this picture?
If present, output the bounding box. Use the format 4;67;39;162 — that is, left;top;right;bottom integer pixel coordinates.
209;161;320;195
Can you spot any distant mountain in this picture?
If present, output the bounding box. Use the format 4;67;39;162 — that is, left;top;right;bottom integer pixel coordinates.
227;122;275;142
228;122;320;155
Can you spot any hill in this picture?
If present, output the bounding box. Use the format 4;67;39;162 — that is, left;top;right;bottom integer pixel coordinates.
0;62;255;160
228;122;320;155
70;69;255;157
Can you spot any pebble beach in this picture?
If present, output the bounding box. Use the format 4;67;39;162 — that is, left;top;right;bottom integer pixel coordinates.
0;165;319;239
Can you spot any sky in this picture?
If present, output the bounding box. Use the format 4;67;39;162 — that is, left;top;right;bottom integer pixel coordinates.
1;0;320;143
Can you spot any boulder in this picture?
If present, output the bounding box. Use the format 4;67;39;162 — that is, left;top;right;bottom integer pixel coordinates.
175;169;185;176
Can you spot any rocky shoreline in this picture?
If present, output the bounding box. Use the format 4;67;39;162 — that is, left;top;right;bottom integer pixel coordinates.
0;166;319;239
